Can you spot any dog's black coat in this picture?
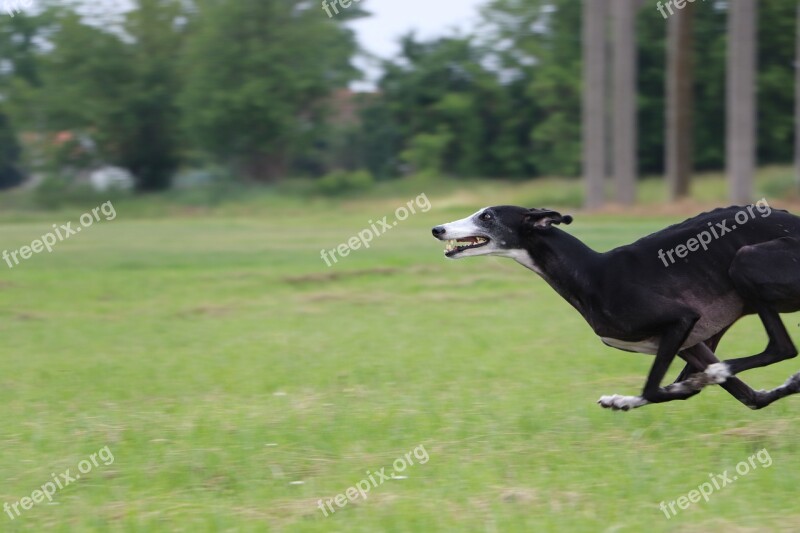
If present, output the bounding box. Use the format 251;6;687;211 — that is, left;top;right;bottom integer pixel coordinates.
432;205;800;410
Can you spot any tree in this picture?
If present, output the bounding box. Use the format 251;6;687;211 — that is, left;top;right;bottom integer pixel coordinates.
0;110;23;189
375;34;520;178
665;3;694;199
582;0;607;208
635;6;667;175
19;1;186;190
179;0;362;181
687;5;726;171
119;0;185;190
0;9;45;189
612;0;637;205
796;2;800;190
755;1;796;169
475;0;584;178
727;0;757;203
525;1;583;177
33;12;136;159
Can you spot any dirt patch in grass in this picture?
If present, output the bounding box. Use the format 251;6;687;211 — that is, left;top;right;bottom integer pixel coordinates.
14;312;45;321
285;266;437;285
177;304;236;318
720;418;792;439
284;267;401;285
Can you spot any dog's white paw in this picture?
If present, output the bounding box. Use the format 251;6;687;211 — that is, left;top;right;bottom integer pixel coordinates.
705;363;732;384
597;394;649;411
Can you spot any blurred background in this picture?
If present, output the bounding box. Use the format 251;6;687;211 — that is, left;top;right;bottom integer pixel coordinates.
0;0;793;201
2;1;800;531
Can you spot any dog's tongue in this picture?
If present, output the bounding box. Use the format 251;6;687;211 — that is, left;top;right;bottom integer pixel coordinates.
458;237;479;243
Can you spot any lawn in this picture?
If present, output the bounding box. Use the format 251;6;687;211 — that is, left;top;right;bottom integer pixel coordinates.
1;176;800;531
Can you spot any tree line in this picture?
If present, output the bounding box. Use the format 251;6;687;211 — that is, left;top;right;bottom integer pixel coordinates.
0;0;795;191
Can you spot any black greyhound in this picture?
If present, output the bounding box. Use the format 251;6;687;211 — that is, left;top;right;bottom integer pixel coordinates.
431;203;800;410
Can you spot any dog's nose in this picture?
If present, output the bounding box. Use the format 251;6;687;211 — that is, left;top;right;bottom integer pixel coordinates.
432;226;446;238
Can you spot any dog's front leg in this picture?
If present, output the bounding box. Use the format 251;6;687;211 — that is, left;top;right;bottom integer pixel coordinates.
598;316;700;411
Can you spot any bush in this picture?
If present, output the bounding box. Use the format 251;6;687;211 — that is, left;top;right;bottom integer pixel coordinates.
34;175;71;209
34;174;132;210
400;128;453;179
315;169;374;196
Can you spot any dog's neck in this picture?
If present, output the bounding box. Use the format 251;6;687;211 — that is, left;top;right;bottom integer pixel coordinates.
512;229;603;317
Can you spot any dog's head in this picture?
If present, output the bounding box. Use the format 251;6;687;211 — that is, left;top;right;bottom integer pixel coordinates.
431;206;573;259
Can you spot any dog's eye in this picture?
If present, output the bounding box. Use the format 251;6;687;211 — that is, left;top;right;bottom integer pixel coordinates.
479;212;492;221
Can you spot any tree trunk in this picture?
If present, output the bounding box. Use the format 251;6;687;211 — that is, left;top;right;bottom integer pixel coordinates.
612;0;637;205
582;0;608;209
795;2;800;191
727;0;757;204
242;152;286;182
666;3;694;200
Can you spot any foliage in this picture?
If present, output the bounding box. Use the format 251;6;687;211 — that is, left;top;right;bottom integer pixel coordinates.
315;169;374;195
179;0;364;182
0;0;798;190
400;128;454;178
33;172;132;209
0;1;185;190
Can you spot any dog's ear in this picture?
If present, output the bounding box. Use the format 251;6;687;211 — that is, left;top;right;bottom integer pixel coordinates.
523;209;573;229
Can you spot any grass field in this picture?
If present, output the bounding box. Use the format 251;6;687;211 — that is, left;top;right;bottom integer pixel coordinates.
2;173;800;531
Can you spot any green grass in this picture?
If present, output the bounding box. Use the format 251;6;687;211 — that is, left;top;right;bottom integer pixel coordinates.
1;174;800;531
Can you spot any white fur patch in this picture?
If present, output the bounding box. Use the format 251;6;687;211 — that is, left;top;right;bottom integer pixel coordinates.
666;381;691;394
438;208;488;239
499;248;544;275
704;363;732;384
597;394;649;410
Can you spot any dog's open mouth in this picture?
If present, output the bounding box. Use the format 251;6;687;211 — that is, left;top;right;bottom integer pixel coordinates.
444;236;490;257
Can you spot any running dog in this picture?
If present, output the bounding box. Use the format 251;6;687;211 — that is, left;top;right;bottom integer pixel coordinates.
432;203;800;410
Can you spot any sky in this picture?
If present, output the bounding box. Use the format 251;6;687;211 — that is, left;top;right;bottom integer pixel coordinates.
348;0;486;59
346;0;488;89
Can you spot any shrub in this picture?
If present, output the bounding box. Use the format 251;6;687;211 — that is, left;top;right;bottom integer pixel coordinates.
315;169;374;195
34;174;131;210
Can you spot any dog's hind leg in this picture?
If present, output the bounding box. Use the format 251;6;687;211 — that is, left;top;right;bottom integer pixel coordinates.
682;343;800;409
705;238;800;381
713;307;798;377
